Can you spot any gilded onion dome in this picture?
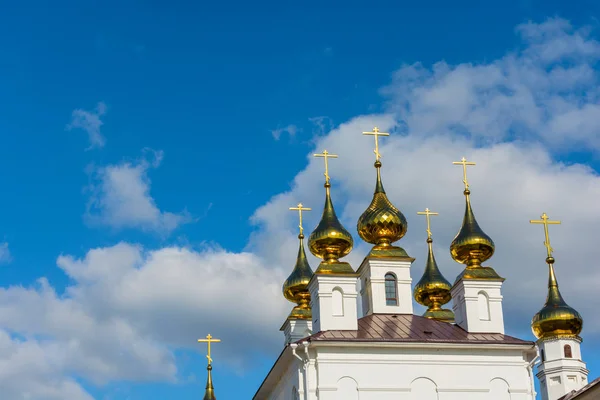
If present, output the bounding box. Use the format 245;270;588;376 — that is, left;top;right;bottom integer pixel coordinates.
450;189;502;281
357;160;408;251
414;236;454;323
283;233;314;319
308;182;354;274
531;257;583;339
203;364;216;400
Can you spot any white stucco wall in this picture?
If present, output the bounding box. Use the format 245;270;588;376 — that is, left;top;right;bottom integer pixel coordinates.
259;343;536;400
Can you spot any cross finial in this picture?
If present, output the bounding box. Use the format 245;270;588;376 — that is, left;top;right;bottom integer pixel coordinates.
362;126;390;161
198;333;221;365
530;213;561;258
417;208;439;240
313;150;338;184
452;157;476;191
289;203;312;236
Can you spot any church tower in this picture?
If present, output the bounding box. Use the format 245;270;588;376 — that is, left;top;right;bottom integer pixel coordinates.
449;157;505;334
530;213;588;400
356;127;414;316
281;203;314;344
307;149;357;332
414;208;454;322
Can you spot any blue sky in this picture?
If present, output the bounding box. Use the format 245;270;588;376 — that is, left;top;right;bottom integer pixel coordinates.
1;1;600;399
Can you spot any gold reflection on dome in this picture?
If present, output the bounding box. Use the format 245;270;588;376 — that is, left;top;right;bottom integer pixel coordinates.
357;127;408;252
449;157;502;281
414;208;454;323
308;150;354;274
283;203;314;320
530;214;583;340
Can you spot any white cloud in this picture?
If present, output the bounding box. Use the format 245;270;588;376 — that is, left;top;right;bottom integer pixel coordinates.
308;116;333;136
3;17;600;399
0;243;287;398
0;242;11;264
271;124;300;140
67;102;107;150
382;17;600;150
85;150;193;234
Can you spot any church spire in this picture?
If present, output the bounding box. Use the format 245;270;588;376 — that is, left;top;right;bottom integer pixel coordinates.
530;214;583;340
414;208;454;322
357;127;408;257
283;203;314;319
203;364;216;400
449;157;502;281
308;150;354;274
197;334;220;400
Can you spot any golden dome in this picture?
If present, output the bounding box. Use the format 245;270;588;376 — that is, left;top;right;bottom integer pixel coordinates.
308;183;354;274
531;257;583;340
450;189;495;269
283;233;314;319
357;161;407;249
414;237;454;322
203;364;216;400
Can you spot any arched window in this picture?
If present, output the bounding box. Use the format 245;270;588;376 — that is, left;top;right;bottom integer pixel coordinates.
385;273;398;306
477;291;490;321
564;344;573;358
332;287;344;316
540;349;545;362
292;387;299;400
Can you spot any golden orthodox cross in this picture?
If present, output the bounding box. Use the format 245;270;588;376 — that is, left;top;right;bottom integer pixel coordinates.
417;208;439;239
313;150;338;184
362;126;389;161
530;213;561;258
452;157;476;190
289;203;311;236
198;334;221;365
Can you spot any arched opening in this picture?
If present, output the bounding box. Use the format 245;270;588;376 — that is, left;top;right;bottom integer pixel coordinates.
564;344;573;358
489;378;511;400
292;386;299;400
385;273;398;306
540;349;545;362
337;376;358;400
477;291;490;321
332;287;344;316
410;377;438;400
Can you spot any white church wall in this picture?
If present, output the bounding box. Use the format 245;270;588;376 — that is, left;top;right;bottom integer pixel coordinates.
266;360;301;400
310;345;534;400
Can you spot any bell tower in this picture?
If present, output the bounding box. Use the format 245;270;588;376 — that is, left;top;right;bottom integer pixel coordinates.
356;127;414;316
530;214;588;400
449;157;505;334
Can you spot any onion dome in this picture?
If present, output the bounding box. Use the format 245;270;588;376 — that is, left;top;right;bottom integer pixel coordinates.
531;256;583;340
450;189;502;281
357;160;408;252
308;182;354;274
414;236;454;323
283;233;314;319
203;364;216;400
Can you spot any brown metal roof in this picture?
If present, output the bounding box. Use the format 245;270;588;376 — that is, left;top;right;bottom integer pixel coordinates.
559;377;600;400
302;314;534;346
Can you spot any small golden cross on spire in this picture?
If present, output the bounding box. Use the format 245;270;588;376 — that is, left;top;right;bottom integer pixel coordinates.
198;333;221;365
289;203;311;236
362;126;390;161
452;157;476;190
530;213;561;258
314;150;338;184
417;208;439;239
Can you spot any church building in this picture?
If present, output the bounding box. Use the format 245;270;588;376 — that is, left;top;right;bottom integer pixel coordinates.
249;127;593;400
